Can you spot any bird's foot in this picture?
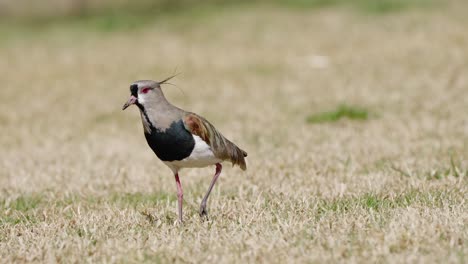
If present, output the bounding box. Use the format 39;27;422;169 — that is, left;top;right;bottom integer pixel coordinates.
199;205;208;219
174;218;184;226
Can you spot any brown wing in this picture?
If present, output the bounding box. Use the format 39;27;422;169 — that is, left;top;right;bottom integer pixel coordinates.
184;113;211;144
183;113;248;170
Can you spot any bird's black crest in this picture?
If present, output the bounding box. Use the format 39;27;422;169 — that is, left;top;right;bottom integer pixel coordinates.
158;73;180;86
130;84;138;97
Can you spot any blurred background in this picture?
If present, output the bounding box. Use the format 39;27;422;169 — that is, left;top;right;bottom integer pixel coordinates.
1;0;467;262
0;0;446;18
2;0;465;168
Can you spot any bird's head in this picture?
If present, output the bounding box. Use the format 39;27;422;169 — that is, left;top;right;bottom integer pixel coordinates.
122;75;176;110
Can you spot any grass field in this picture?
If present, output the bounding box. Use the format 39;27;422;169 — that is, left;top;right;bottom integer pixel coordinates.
1;1;467;263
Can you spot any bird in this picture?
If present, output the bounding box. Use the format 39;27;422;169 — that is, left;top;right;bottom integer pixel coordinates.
122;76;247;223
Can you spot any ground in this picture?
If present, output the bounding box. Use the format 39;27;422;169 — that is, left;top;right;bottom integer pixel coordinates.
0;1;467;263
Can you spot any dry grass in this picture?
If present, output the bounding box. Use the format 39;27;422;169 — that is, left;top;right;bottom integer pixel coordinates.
1;2;467;263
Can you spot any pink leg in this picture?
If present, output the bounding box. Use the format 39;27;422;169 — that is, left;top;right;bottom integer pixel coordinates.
174;172;183;222
200;163;222;217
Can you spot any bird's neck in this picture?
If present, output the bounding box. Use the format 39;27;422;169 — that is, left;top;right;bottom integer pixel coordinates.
138;97;182;133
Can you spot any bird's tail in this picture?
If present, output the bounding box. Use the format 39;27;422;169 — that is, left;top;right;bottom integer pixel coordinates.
225;140;248;170
192;114;248;170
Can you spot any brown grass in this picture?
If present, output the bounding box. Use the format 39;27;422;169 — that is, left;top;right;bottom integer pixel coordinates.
1;2;467;263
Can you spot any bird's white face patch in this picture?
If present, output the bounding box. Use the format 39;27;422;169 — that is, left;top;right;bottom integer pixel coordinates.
137;93;146;105
135;86;152;105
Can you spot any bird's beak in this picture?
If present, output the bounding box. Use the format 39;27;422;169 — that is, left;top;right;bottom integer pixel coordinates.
122;95;137;110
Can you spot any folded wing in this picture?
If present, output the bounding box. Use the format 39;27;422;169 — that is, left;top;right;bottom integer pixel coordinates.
183;113;247;170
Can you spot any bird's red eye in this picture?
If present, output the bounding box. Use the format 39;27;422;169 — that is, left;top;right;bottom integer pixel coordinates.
141;87;151;94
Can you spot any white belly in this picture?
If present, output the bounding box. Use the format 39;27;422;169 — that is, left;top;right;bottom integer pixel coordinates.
163;135;222;171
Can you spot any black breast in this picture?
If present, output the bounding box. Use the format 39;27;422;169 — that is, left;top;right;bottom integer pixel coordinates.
144;120;195;161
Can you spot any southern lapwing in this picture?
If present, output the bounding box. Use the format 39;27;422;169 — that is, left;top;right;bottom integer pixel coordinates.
122;76;247;222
